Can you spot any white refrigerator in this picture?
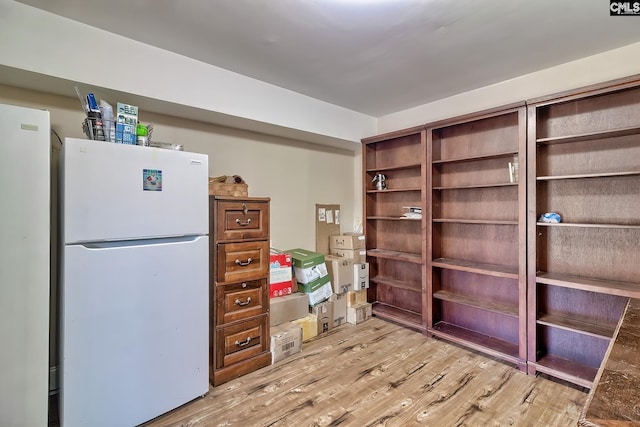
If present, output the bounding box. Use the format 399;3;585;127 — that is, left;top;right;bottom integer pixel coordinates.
0;104;50;427
60;138;209;427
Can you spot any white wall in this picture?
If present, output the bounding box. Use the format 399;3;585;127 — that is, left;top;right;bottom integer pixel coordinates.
378;41;640;132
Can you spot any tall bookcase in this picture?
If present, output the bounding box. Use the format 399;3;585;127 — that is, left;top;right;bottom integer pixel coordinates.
526;78;640;388
427;105;528;371
362;126;428;332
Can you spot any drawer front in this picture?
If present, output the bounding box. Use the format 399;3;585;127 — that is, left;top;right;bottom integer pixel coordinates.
216;315;268;369
215;200;269;241
217;279;268;324
217;240;269;283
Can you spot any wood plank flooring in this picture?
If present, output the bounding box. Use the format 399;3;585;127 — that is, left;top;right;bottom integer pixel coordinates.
141;318;587;427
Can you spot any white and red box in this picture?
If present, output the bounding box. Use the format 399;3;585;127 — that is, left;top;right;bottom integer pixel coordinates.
270;249;293;298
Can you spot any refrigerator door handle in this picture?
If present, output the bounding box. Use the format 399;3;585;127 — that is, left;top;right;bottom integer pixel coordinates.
79;235;205;249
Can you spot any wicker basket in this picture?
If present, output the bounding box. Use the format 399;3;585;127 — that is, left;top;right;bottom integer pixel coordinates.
208;176;248;197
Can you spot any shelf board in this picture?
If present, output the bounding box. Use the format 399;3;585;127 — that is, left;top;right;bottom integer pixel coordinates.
433;218;518;225
530;355;597;389
536;272;640;298
371;302;426;332
537;313;616;339
366;187;421;193
536;124;640;145
537;170;640;180
432;258;518;279
367;216;422;221
370;276;422;292
433;182;518;190
432;150;518;164
537;221;640;229
366;163;422;173
430;322;522;366
367;249;423;264
434;290;519;318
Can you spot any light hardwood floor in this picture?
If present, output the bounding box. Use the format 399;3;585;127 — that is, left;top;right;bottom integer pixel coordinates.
141;318;587;427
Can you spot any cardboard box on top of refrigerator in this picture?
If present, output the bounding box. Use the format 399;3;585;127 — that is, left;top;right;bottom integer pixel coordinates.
270;322;303;364
353;263;370;291
287;248;328;284
347;302;372;325
330;233;366;250
298;275;333;306
329;293;347;327
270;293;309;326
311;300;334;335
325;255;354;294
269;248;293;298
331;248;367;264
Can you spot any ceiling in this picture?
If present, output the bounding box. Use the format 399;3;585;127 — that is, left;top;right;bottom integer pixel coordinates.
14;0;640;117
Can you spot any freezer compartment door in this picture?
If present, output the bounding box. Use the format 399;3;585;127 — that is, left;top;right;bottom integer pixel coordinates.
60;236;209;427
61;137;208;243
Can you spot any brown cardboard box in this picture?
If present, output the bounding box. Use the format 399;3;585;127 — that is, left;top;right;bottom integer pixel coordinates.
292;313;319;342
270;293;309;326
347;302;372;325
347;290;367;307
311;300;334;334
315;204;340;255
353;263;370;291
325;255;354;294
330;233;366;250
329;293;347;327
331;248;367;264
270;322;303;364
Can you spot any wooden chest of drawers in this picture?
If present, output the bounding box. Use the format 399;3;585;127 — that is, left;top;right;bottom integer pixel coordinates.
210;196;271;386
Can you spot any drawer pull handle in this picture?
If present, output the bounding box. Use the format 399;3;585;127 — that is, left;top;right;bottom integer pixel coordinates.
235;218;252;226
235;258;253;266
235;337;252;347
234;297;252;306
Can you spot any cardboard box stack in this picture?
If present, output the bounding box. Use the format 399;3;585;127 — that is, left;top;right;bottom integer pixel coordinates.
287;248;333;306
346;289;370;325
325;255;354;294
330;233;367;264
330;233;372;325
324;255;355;329
269;249;294;298
269;293;308;364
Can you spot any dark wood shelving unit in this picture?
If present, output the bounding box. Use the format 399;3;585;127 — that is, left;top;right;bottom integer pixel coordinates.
527;77;640;388
360;74;640;386
427;104;528;372
362;126;428;333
